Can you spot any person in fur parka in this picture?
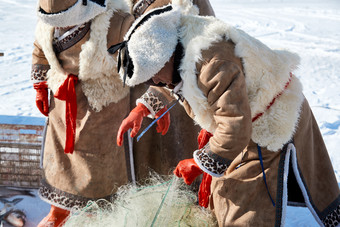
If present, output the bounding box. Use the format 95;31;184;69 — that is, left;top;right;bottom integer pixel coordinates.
115;0;215;185
32;0;215;226
120;0;215;183
113;1;340;226
31;0;134;226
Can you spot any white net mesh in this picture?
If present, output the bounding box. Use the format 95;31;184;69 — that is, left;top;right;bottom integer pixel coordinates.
64;175;216;226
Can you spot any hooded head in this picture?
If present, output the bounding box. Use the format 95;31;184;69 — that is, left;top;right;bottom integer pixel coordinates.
37;0;107;27
108;4;181;87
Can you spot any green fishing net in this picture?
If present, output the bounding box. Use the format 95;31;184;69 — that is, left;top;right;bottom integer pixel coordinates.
64;175;216;226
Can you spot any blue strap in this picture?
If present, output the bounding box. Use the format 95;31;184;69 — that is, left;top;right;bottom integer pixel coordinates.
137;98;179;142
257;144;276;207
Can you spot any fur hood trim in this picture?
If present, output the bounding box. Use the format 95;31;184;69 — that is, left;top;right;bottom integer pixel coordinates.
118;0;198;86
37;0;107;28
35;0;130;111
178;15;304;151
120;4;181;86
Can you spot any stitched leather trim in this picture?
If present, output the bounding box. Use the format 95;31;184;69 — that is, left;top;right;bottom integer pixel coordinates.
133;0;156;18
53;22;91;54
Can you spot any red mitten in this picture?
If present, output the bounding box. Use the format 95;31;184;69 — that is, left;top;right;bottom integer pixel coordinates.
33;81;49;116
198;172;212;208
197;129;213;149
174;158;203;185
155;106;170;135
117;103;150;146
37;205;70;227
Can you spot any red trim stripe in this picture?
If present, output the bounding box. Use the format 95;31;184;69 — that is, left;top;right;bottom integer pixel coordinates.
252;73;293;122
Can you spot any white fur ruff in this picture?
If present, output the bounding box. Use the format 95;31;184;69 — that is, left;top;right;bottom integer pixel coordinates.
176;11;304;151
35;0;130;112
121;5;181;86
35;21;67;92
37;0;107;28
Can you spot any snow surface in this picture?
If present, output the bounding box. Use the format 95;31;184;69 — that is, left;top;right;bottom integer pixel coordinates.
0;0;339;226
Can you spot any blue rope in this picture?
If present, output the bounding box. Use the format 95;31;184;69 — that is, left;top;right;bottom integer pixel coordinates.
137;98;179;142
257;144;276;207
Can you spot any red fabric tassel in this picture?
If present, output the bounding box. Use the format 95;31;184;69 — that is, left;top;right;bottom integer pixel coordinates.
198;129;213;149
199;172;212;208
197;129;214;207
54;74;78;154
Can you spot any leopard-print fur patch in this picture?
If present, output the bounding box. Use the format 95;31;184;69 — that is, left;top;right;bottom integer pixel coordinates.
31;64;50;82
137;91;165;115
53;22;91;54
39;179;112;210
194;145;229;177
323;204;340;227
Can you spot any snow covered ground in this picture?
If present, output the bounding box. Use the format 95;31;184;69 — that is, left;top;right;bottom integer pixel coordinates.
0;0;339;226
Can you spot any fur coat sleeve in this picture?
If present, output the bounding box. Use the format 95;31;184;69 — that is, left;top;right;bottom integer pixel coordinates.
31;40;50;83
195;41;252;161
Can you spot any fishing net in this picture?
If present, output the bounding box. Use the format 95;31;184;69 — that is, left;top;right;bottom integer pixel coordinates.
63;175;216;226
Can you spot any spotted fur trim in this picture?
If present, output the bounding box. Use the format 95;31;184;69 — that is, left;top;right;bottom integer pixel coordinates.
38;179;112;210
31;64;50;83
322;204;340;227
136;91;165;118
53;22;91;53
193;144;230;177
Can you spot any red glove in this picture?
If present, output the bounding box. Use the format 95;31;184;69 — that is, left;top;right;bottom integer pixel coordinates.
117;103;150;146
117;104;171;146
33;81;49;116
155;106;170;135
198;129;213;149
174;130;213;207
173;158;203;185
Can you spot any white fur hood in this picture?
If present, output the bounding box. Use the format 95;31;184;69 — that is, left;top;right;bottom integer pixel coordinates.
35;0;131;111
177;14;304;151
